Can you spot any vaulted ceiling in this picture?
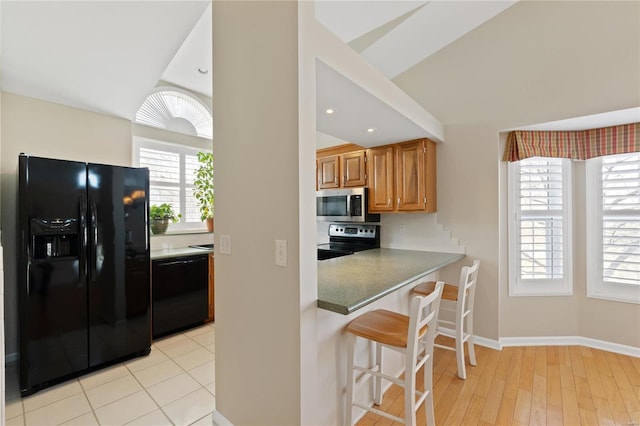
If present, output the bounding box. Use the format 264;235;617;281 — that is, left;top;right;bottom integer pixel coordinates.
1;1;637;144
0;1;516;144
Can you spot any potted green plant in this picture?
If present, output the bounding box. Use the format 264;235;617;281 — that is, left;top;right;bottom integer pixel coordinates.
193;151;214;232
149;203;181;235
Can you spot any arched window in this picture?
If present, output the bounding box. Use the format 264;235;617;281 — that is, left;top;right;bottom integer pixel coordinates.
134;88;212;232
135;87;212;138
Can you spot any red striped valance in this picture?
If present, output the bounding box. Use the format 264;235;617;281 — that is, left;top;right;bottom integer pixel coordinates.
503;122;639;161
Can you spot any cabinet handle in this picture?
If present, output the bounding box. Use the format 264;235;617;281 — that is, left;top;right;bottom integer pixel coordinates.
424;197;427;205
397;197;401;207
387;198;391;207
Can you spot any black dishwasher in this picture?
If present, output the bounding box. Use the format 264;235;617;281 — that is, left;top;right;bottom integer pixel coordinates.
152;254;209;338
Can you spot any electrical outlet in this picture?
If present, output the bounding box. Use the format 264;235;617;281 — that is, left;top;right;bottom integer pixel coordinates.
275;239;287;267
400;225;406;235
219;234;231;255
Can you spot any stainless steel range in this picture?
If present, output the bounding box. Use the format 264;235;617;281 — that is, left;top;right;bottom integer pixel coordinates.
317;223;380;260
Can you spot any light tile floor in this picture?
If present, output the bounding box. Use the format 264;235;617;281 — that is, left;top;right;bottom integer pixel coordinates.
5;322;216;426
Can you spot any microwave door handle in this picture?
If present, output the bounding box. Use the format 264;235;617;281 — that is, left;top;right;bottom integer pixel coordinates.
346;195;352;217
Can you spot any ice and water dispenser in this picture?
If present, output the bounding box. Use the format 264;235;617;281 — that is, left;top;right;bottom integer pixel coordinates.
31;218;79;260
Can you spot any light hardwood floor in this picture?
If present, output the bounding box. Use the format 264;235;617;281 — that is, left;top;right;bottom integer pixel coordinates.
356;337;640;425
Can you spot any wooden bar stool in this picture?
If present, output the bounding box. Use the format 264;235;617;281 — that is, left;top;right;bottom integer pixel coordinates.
412;260;480;380
344;282;444;426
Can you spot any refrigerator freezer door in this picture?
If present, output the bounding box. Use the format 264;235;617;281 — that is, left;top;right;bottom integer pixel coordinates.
18;155;88;394
87;164;150;367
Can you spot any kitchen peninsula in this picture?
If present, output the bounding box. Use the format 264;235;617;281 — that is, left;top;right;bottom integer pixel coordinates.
318;248;464;314
315;247;465;425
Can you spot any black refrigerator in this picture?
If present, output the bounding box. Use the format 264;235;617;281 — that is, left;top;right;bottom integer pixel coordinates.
17;154;151;396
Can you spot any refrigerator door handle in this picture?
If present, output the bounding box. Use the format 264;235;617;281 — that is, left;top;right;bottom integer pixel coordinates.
79;195;88;284
89;196;98;280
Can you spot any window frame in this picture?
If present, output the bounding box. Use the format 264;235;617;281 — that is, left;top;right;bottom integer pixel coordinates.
133;137;210;233
508;157;573;296
586;153;640;304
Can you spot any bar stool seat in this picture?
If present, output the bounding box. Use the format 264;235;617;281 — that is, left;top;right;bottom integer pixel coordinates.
346;309;427;348
344;282;444;426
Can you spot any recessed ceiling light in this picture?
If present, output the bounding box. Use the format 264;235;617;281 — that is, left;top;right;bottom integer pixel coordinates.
198;68;209;74
325;108;335;115
367;128;376;133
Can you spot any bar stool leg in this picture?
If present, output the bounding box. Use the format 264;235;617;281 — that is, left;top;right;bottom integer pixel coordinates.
374;342;383;405
345;333;356;426
404;359;417;426
424;350;435;426
467;315;477;367
455;323;466;380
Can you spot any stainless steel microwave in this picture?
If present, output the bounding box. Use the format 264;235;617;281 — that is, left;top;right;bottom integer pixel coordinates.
316;187;380;223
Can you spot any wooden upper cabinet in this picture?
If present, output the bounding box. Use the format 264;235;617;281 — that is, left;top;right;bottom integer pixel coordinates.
366;139;437;213
424;139;437;212
317;155;340;189
396;140;425;211
367;146;395;212
342;151;367;187
316;144;367;189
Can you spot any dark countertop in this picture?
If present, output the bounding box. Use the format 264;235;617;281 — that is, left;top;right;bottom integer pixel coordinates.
318;248;465;314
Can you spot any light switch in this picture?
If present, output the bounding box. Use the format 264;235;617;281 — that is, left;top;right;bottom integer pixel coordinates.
220;234;231;255
275;239;287;267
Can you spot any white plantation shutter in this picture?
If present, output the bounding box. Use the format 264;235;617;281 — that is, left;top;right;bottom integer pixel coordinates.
139;148;182;215
509;157;572;295
184;154;201;223
587;153;640;303
519;159;564;279
134;138;210;231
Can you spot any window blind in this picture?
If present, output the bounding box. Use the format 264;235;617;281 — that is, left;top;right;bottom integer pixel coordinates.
601;153;640;286
136;142;212;228
139;147;182;214
184;154;200;223
518;158;564;280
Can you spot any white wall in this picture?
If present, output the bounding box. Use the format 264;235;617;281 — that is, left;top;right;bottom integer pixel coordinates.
379;213;463;254
212;2;302;424
394;0;640;347
0;83;5;423
432;125;502;341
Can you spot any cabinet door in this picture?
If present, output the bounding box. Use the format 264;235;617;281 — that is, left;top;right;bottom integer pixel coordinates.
367;146;395;212
424;139;437;212
208;253;215;321
317;155;340;189
396;141;425;211
341;151;367;187
152;255;208;338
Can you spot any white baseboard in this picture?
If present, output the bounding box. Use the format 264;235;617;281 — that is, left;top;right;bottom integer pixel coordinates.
438;327;502;351
438;327;638;357
500;336;640;358
211;410;234;426
473;335;502;351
